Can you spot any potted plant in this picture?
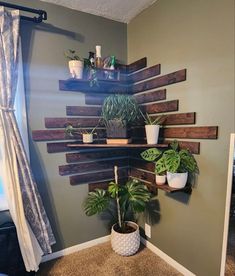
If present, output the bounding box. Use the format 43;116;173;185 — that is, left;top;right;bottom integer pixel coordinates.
162;140;199;188
64;49;84;79
141;148;167;185
84;166;151;256
140;111;165;144
65;124;97;144
101;94;140;144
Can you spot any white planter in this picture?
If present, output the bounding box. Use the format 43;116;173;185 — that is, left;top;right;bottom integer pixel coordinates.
111;221;140;256
145;125;160;144
167;172;188;189
82;133;93;143
68;60;83;79
155;174;166;185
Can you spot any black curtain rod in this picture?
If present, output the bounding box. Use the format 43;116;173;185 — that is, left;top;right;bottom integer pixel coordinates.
0;1;47;23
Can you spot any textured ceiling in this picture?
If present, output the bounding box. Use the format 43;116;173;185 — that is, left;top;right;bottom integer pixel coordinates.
41;0;157;23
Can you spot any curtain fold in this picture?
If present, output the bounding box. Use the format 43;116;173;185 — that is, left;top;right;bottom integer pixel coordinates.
0;7;55;271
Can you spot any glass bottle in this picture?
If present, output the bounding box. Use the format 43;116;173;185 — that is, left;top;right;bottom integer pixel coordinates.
88;51;95;68
95;45;103;69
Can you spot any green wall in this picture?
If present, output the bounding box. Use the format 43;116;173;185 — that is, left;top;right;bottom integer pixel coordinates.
10;0;127;251
128;0;234;275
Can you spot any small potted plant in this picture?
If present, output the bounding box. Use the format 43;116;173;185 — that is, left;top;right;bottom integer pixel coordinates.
162;140;199;188
101;94;140;144
141;148;167;185
84;166;151;256
140;111;165;144
64;49;84;79
65;124;97;144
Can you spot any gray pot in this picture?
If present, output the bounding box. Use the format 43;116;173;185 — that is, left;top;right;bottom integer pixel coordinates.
106;120;130;138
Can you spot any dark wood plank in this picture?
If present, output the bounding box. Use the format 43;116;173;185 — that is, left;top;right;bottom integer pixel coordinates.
127;57;147;74
129;167;155;183
66;149;129;163
45;118;100;128
142;100;179;114
131;69;186;94
47;141;105;153
134;89;166;104
88;177;129;192
85;93;108;105
59;79;128;94
156;184;191;193
163;126;218;139
164;140;200;154
150;112;196;125
67;143;168;148
66;106;101;116
59;158;129;176
125;64;161;83
70;168;129;185
130;158;154;172
32;128;106;141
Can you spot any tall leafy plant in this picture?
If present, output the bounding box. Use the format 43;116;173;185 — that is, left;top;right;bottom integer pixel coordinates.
101;94;140;127
84;166;151;233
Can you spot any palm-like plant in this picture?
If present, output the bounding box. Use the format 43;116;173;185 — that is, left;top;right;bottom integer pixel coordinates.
84;166;151;233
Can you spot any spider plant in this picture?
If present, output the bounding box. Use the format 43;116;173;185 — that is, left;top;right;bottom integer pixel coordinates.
65;124;98;137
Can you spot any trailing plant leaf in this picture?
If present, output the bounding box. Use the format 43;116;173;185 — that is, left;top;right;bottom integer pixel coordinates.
64;49;82;61
141;148;162;162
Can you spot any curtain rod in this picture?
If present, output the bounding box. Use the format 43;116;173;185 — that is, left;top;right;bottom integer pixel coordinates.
0;1;47;23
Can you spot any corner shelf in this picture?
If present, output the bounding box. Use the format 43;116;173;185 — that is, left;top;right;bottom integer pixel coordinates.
156;184;192;194
67;143;168;148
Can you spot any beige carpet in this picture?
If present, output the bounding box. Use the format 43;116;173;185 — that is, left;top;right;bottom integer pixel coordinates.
37;242;182;276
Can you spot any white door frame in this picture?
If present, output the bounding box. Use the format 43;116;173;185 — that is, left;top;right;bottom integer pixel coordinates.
220;133;235;276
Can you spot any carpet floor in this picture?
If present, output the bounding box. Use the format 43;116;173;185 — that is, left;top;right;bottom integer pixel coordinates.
37;242;182;276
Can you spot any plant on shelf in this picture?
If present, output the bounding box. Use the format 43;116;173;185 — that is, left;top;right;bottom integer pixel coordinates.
64;49;84;79
65;124;98;144
84;166;151;256
140;110;165;145
141;148;167;185
142;140;199;189
101;94;140;144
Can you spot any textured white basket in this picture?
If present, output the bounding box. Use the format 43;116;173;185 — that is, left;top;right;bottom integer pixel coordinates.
111;221;140;256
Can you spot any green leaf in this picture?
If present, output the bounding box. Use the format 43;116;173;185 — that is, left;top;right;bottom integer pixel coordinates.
141;148;162;161
163;150;180;173
84;189;110;216
155;158;166;175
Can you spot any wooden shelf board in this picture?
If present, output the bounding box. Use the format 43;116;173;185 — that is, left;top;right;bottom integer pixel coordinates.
67;143;168;148
156;184;192;194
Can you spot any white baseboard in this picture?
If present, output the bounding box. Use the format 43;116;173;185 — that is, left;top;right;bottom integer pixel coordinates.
140;237;196;276
41;235;110;263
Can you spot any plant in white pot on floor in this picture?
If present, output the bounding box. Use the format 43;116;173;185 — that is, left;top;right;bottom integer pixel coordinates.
162;140;199;189
65;124;98;144
65;49;84;79
84;166;151;256
140;111;165;144
141;148;167;185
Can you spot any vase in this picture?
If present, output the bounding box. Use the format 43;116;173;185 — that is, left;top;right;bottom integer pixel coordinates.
68;60;83;79
145;125;160;144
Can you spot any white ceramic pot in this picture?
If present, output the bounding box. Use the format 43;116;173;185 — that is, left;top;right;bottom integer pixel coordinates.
145;125;160;144
68;60;84;79
167;172;188;189
155;174;166;185
82;133;93;143
111;221;140;256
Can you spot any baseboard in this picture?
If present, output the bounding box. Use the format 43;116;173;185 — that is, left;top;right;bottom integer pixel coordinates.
41;235;110;263
140;237;196;276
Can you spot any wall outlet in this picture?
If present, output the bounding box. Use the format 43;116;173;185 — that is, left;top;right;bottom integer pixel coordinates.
145;223;151;238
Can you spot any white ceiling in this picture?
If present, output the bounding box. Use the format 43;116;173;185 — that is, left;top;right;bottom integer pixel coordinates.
41;0;157;23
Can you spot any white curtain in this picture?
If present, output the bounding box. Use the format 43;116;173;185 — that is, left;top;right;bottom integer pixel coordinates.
0;7;55;271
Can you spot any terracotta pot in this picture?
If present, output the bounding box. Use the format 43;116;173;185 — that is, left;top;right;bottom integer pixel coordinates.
111;221;140;256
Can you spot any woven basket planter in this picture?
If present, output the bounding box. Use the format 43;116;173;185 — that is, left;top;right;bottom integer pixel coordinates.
111;221;140;256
